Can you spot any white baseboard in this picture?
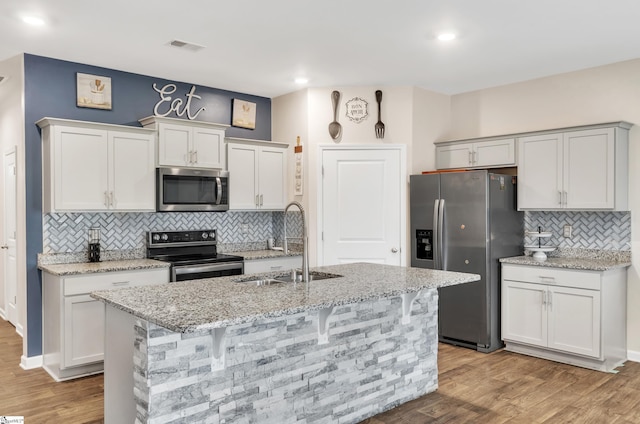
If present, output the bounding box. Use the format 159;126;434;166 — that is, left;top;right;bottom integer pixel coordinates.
15;323;23;337
0;308;6;321
627;350;640;363
20;354;43;370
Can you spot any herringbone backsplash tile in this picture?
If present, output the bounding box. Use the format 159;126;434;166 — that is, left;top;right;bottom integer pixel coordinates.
43;211;303;253
524;211;631;251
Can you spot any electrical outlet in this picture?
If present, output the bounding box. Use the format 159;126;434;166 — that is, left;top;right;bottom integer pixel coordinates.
563;225;573;238
241;223;249;234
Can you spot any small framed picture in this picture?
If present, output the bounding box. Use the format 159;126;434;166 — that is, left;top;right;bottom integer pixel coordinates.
232;99;257;129
76;73;112;110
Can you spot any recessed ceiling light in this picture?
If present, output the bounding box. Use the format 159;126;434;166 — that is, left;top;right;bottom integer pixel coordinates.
294;77;309;85
437;33;456;41
22;15;45;26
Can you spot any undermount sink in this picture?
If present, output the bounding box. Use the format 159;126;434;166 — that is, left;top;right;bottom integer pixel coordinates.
236;271;342;286
240;278;285;286
275;271;342;283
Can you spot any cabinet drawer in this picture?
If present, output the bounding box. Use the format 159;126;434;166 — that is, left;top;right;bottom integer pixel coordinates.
502;264;600;290
64;268;169;295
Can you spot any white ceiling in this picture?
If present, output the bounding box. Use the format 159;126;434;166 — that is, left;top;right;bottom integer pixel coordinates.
2;0;640;98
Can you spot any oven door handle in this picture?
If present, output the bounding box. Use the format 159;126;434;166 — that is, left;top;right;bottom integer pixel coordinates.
173;262;244;276
216;177;222;205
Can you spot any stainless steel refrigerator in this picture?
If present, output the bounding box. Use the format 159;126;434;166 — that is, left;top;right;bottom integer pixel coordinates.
410;170;523;353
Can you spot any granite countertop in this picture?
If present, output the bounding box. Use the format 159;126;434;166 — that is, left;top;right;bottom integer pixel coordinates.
39;259;170;276
235;249;302;260
500;256;631;271
91;262;479;333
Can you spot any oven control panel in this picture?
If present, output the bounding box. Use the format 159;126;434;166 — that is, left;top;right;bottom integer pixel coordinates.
148;229;217;246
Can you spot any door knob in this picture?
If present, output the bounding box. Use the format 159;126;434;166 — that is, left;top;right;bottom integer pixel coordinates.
0;245;8;249
391;247;398;253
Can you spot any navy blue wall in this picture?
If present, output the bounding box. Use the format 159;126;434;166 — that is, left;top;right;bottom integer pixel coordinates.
23;54;271;357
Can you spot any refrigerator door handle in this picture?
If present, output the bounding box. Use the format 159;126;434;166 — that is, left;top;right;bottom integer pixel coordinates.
438;198;445;269
433;199;440;269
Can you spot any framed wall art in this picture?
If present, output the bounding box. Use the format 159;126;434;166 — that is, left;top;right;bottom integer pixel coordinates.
232;99;257;129
77;73;112;110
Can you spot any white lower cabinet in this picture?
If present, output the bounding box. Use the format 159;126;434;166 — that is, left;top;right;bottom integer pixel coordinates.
501;263;626;372
63;294;106;367
243;255;302;275
43;267;169;381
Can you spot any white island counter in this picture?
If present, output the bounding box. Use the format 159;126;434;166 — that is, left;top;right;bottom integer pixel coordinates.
92;262;479;424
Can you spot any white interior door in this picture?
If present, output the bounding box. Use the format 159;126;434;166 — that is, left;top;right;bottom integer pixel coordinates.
321;147;405;266
3;148;18;326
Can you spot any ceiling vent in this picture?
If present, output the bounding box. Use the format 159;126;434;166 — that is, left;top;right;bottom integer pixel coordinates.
168;39;205;52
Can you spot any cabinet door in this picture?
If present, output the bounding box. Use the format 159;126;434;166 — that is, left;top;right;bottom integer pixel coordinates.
547;286;601;358
192;127;225;169
158;123;191;167
436;143;472;169
63;295;105;368
54;126;109;211
564;128;615;209
259;146;288;209
501;280;547;347
227;143;258;210
109;131;155;211
517;133;563;210
474;138;515;167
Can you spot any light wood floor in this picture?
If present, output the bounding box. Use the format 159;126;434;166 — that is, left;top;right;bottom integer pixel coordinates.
1;318;639;423
365;343;640;423
0;319;103;423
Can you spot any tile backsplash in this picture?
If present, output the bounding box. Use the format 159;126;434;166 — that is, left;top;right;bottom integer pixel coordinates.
43;211;303;254
524;211;631;251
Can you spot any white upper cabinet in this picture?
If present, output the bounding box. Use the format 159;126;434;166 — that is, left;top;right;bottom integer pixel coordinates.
226;138;288;210
38;118;156;213
436;138;515;169
518;123;631;211
139;116;229;169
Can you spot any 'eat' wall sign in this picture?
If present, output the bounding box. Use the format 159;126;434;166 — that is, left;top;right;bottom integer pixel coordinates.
152;83;206;120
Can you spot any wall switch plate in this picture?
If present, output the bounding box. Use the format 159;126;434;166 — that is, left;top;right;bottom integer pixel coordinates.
563;225;573;238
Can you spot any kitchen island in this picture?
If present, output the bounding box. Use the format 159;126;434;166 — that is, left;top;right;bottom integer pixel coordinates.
92;262;479;424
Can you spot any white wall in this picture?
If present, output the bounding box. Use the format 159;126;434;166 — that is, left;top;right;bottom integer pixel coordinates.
448;58;640;356
411;87;451;174
0;54;26;338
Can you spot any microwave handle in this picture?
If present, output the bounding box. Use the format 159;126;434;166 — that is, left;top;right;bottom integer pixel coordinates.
216;177;222;205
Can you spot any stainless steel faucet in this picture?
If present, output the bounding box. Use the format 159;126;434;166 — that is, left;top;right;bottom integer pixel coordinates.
283;201;309;284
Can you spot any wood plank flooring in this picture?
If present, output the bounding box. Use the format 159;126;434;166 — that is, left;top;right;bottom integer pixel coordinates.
1;318;639;423
0;319;103;423
365;343;640;423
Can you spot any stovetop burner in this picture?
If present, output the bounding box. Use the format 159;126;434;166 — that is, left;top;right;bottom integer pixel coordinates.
146;229;243;264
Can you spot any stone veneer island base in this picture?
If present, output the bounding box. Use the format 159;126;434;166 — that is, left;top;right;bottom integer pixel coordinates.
94;263;479;423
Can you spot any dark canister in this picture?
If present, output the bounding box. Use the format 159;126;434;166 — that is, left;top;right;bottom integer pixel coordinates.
88;227;101;262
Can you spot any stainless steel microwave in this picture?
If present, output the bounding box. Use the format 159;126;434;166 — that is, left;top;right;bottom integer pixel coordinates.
156;167;229;212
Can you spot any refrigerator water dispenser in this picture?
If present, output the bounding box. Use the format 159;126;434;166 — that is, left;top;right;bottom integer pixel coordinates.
416;229;433;260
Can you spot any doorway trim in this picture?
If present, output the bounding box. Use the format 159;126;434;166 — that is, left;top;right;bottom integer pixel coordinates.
316;144;407;267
